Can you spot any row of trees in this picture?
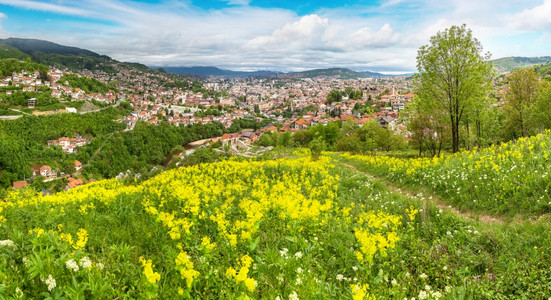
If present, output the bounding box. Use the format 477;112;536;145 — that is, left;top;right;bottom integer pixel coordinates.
257;120;406;154
411;24;551;155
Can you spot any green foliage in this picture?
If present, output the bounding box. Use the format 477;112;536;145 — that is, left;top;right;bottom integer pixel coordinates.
0;43;30;60
87;122;226;178
0;58;48;79
59;74;116;94
415;24;493;153
326;90;343;104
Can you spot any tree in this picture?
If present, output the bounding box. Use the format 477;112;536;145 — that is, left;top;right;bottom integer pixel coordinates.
504;67;539;138
415;24;493;153
326;90;343;105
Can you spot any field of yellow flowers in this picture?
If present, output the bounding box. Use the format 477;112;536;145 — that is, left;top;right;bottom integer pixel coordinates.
341;131;551;216
1;151;551;298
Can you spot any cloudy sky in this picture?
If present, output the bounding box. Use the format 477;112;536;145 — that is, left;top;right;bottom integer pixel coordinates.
0;0;550;73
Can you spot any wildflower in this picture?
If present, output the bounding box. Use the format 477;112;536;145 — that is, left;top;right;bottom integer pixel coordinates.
15;287;23;298
296;267;303;274
336;274;344;281
445;286;452;293
66;259;80;272
391;279;398;286
0;240;16;248
43;274;56;291
418;290;428;300
419;273;428;279
289;291;299;300
139;257;161;284
178;289;184;295
431;291;442;299
244;277;257;292
279;248;289;257
352;266;358;271
79;256;92;269
294;252;303;259
22;257;29;267
443;266;448;271
296;277;302;285
73;229;88;249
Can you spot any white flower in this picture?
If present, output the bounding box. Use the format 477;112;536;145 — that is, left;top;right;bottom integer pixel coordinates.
15;287;23;298
296;277;302;285
96;262;105;270
66;259;80;272
294;252;303;259
443;266;448;271
431;291;442;299
275;297;282;300
289;291;299;300
352;266;358;271
0;240;16;248
391;279;398;286
313;237;318;241
419;273;428;279
279;248;288;257
446;231;452;236
336;274;344;281
418;290;428;300
43;274;56;291
424;285;431;291
22;257;29;267
79;256;92;269
445;286;452;293
296;267;303;274
277;275;284;283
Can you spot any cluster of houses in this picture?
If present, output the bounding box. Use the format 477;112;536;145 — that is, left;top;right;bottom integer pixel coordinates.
47;136;88;154
12;160;85;190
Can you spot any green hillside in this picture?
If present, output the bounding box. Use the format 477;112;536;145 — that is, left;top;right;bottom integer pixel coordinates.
492;56;551;73
279;68;370;79
1;146;551;298
0;43;30;60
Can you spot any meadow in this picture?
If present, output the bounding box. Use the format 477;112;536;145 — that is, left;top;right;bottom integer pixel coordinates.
340;130;551;217
0;146;550;298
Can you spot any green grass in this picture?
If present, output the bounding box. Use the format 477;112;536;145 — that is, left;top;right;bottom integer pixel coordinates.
338;131;551;217
0;153;550;298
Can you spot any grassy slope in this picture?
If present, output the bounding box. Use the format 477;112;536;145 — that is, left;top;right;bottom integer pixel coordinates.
0;153;550;298
339;131;551;217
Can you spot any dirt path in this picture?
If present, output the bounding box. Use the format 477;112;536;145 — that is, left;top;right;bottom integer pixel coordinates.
341;163;510;225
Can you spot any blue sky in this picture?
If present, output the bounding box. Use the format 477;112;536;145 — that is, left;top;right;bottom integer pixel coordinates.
0;0;550;73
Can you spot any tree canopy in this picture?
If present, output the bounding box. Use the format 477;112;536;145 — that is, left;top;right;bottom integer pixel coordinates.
414;24;493;153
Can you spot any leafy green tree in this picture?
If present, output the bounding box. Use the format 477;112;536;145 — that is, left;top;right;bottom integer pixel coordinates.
326;90;343;105
504;67;539;138
415;24;493;153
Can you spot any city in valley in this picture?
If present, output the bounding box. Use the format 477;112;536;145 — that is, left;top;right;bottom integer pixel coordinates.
0;0;550;299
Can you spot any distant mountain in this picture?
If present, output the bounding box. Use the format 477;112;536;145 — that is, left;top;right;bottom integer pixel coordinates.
492;56;551;73
277;68;370;79
0;38;156;74
0;38;104;58
162;66;277;77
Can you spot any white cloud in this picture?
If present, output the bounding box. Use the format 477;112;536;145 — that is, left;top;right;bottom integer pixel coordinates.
0;0;549;72
0;0;87;16
511;0;551;30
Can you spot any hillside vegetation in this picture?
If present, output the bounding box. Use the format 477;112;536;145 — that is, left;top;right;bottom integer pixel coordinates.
492;56;551;73
341;130;551;217
1;150;551;298
0;43;29;60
